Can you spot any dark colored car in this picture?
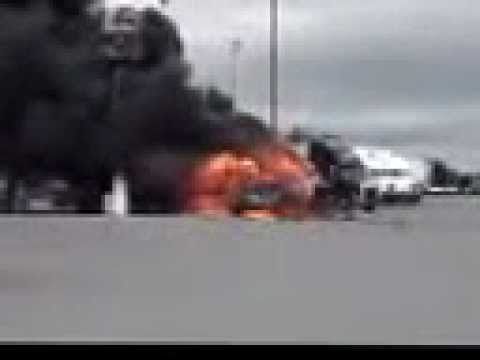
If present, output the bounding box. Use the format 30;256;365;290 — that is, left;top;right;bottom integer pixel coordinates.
233;178;309;216
233;181;285;213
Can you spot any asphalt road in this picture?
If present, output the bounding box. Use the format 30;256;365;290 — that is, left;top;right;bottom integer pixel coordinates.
0;196;479;344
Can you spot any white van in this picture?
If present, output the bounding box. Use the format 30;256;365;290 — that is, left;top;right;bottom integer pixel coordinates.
353;147;426;203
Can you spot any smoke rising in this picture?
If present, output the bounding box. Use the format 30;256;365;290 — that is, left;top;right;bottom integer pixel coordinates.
0;1;273;212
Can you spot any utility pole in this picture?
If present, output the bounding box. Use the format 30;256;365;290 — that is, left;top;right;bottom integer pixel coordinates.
230;37;243;107
270;0;278;133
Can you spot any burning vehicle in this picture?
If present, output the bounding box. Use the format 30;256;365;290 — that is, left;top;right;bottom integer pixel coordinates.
127;141;318;220
181;142;317;220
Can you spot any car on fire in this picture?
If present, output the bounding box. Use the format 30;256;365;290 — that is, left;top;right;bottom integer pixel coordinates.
233;181;284;213
232;175;314;219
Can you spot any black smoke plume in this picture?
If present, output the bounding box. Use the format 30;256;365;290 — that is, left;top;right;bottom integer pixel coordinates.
0;1;273;213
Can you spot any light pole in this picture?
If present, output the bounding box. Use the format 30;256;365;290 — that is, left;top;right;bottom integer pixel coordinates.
270;0;278;133
230;37;242;107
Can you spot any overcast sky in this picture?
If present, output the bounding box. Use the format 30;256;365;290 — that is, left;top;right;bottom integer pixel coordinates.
110;0;480;171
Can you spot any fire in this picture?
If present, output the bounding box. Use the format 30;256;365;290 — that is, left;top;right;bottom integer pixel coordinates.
182;142;317;220
240;209;277;221
182;151;260;216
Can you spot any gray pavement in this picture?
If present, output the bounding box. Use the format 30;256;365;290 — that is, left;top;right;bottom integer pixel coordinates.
0;196;479;343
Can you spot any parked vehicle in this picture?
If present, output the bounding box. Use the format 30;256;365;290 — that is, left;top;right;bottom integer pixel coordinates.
353;147;427;204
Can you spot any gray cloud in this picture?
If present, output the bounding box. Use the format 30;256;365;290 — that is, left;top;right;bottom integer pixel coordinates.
164;0;480;170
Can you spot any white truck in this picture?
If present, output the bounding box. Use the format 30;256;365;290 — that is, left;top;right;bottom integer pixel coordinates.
353;147;427;204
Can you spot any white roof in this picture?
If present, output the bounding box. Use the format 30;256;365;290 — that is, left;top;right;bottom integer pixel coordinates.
352;146;410;170
103;0;162;10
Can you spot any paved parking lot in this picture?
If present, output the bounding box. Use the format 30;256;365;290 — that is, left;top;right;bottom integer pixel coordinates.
0;196;479;343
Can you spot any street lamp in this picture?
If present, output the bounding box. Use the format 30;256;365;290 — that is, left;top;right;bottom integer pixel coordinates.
270;0;278;133
230;37;243;107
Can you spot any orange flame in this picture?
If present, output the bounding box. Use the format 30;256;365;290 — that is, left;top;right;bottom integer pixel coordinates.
182;142;318;220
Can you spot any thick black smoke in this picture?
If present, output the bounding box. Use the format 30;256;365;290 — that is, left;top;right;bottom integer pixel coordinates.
0;0;114;210
0;1;273;212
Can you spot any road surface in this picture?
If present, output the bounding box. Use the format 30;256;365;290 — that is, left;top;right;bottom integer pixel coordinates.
0;196;479;344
